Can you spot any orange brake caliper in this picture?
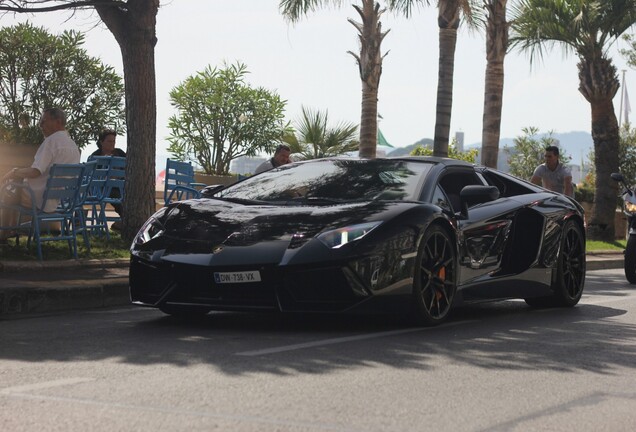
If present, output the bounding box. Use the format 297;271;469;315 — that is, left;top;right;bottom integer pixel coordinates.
436;266;446;300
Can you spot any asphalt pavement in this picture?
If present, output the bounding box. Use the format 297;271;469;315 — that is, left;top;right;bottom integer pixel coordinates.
0;251;625;318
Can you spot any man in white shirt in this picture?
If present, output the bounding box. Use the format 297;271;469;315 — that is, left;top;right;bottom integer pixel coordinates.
0;108;80;243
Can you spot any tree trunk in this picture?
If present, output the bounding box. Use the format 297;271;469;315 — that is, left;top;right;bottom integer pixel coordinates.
360;80;379;158
589;98;620;241
481;0;507;169
577;55;620;241
96;1;159;241
353;0;387;159
434;1;460;157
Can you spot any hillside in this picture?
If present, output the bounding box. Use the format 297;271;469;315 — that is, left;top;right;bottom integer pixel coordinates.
388;131;594;163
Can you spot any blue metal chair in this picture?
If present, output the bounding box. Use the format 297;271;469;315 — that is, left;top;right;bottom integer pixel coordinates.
84;156;110;236
101;156;126;228
163;159;205;205
84;156;126;239
3;164;87;260
73;161;97;250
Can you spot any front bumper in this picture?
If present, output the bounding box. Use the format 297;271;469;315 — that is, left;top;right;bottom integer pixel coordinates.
129;256;372;313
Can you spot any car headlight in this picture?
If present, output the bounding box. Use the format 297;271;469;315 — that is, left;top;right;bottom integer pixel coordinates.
132;208;167;248
317;222;382;249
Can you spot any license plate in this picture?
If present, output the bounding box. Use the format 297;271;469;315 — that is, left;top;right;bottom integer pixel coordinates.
214;271;261;284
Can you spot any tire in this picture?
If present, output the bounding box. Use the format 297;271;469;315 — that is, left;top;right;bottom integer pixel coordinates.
159;305;210;318
411;225;457;326
624;235;636;284
525;220;585;308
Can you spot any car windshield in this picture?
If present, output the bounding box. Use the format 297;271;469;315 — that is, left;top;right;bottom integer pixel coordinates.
216;159;432;203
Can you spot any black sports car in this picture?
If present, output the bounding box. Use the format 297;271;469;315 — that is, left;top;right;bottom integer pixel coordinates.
130;157;586;325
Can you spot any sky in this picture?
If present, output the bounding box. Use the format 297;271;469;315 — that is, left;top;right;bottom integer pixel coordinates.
4;0;636;164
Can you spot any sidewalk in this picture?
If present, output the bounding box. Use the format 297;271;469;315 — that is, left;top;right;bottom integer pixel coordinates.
585;250;625;271
0;251;625;318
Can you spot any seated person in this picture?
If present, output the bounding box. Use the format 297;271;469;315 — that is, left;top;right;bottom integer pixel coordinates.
90;129;126;230
0;108;80;244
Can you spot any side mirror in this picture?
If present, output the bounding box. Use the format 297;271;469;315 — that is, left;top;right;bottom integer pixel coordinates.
459;185;500;217
201;184;225;198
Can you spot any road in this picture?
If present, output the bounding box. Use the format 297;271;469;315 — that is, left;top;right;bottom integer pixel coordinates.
1;268;635;432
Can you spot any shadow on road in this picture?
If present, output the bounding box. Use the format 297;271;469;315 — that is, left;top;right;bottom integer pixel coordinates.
2;286;635;378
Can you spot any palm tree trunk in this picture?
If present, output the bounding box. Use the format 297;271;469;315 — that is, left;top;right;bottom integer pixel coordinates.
360;81;379;158
481;0;507;169
352;0;387;159
434;1;460;157
578;56;620;241
589;98;620;241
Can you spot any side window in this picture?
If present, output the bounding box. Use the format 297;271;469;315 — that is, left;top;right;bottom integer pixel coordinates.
481;170;537;197
438;171;484;213
432;185;452;213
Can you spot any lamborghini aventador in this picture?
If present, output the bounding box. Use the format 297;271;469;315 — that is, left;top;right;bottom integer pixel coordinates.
129;157;586;325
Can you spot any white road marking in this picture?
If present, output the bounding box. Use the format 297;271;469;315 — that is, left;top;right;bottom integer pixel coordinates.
235;320;476;356
0;378;95;395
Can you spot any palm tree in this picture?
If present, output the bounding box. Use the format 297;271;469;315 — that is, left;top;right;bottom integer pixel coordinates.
386;1;476;157
280;0;389;158
286;106;359;159
511;0;636;241
481;0;508;168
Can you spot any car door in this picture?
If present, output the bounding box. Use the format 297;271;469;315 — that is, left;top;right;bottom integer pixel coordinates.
436;168;521;287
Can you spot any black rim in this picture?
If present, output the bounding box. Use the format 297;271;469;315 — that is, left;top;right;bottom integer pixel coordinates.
561;225;585;299
418;231;455;319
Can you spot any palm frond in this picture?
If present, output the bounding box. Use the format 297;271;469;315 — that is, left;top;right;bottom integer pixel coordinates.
510;0;636;64
293;106;358;159
279;0;346;22
385;0;430;18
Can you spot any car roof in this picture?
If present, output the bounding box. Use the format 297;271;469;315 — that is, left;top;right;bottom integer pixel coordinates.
307;155;476;168
384;155;476;168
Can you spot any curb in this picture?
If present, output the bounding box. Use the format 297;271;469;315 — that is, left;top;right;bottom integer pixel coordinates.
0;258;130;318
586;250;624;271
0;278;130;318
0;258;129;273
587;258;623;271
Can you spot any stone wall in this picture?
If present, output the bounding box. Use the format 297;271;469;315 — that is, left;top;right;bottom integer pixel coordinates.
579;201;627;240
193;173;238;186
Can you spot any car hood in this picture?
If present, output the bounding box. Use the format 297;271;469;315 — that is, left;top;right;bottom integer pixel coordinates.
160;198;397;247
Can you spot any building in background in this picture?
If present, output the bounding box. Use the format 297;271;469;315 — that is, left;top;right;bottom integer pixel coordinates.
455;131;464;151
231;156;266;175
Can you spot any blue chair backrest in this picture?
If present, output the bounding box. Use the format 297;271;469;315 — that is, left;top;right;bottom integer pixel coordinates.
86;156;110;200
164;159;197;203
104;156;126;199
86;156;126;200
42;164;86;213
76;161;97;206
